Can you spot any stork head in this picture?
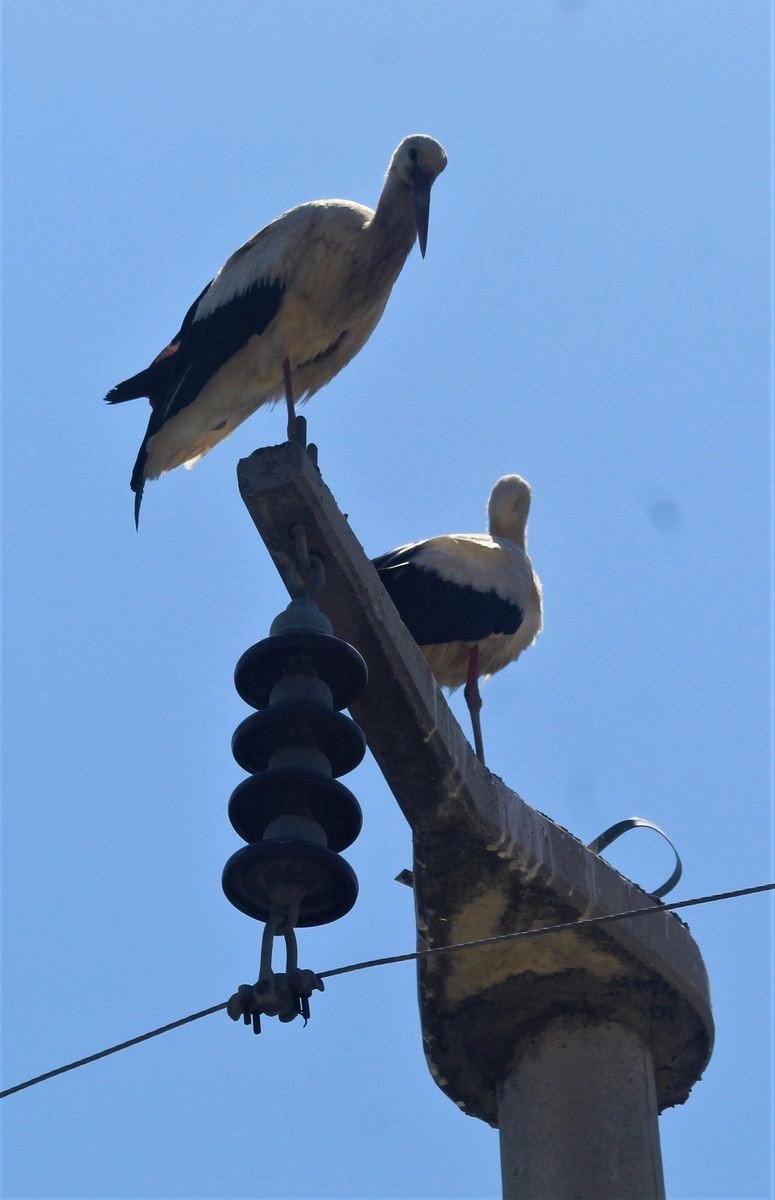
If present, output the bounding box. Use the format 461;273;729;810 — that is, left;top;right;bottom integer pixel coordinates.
390;135;448;257
488;475;533;547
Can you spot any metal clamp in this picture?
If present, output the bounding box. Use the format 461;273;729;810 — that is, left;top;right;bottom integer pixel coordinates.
226;899;325;1033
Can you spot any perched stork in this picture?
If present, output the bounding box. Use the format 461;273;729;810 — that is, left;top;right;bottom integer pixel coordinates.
372;475;542;764
106;134;447;525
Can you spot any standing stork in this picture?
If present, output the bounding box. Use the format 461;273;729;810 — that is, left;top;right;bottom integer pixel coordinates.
372;475;542;764
105;134;447;525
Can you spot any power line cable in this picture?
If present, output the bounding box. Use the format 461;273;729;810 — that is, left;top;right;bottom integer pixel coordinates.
2;882;772;1100
319;881;774;979
0;1004;228;1099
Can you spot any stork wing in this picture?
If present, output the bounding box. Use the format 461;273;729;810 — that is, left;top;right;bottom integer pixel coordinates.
373;537;525;645
104;272;285;420
105;202;367;417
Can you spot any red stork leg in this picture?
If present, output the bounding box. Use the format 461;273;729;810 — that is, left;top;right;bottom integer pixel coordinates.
282;357;297;442
463;645;485;765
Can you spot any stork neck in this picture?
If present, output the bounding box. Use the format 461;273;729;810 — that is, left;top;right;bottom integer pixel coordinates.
369;173;418;263
491;525;527;551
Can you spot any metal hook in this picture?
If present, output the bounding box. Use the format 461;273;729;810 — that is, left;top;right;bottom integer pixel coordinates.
284;555;325;600
284;524;325;599
291;523;311;574
284;927;299;977
258;906;284;982
258;895;302;981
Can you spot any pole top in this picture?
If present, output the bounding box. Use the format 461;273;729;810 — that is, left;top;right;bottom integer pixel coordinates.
237;442;713;1125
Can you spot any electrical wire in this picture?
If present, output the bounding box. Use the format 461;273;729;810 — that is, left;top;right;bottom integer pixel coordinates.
0;1004;228;1099
2;882;772;1100
320;881;774;979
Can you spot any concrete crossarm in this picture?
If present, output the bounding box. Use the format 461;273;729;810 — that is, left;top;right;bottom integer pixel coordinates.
237;442;714;1126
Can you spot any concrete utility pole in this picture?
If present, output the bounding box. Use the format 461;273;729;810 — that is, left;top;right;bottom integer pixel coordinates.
238;441;713;1200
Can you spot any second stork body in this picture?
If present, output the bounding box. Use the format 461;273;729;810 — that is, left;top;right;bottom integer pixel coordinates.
373;475;542;763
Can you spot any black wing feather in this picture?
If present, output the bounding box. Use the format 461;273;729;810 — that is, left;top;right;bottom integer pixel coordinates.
106;277;286;524
105;280;216;405
130;276;285;447
106;278;284;412
373;549;523;645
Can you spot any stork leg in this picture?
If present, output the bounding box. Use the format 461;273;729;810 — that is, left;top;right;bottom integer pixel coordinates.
282;357;298;441
463;646;485;765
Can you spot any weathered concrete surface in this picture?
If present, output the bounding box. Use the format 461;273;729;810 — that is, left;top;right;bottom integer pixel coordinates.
238;442;714;1128
498;1018;665;1200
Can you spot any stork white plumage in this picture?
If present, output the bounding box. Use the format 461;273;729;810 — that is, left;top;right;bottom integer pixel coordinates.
373;475;542;764
106;134;447;525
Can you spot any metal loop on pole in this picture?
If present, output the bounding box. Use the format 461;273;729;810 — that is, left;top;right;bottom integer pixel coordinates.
587;817;683;899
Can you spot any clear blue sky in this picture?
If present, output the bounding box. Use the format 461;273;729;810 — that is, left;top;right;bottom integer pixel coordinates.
2;2;772;1197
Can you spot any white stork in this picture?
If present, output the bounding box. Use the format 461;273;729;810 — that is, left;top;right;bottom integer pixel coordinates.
106;134;447;525
373;475;542;764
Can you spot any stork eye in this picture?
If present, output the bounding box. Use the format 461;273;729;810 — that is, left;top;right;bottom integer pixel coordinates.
408;147;418;163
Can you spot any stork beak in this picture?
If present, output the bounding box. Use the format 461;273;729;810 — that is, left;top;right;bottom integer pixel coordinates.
413;177;432;258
